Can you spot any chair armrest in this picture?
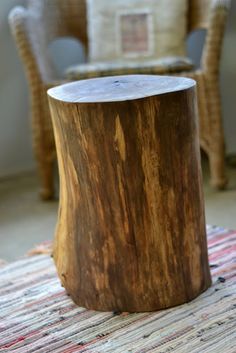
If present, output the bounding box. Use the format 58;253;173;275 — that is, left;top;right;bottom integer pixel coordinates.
201;0;231;75
8;6;55;85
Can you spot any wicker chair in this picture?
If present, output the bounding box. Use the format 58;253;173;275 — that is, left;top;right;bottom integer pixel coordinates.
9;0;230;200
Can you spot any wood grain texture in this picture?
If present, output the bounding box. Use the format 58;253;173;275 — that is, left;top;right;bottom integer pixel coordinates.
48;75;211;312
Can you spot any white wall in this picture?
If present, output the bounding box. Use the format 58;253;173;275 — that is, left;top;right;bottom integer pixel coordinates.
220;1;236;155
0;0;34;177
0;1;235;177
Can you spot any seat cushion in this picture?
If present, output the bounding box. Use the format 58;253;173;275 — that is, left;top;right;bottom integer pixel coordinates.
86;0;188;63
65;57;194;81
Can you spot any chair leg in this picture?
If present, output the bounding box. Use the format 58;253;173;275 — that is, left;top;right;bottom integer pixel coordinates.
31;91;56;200
38;158;54;200
205;76;228;189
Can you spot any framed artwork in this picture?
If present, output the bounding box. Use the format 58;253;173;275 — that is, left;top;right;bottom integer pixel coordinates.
87;0;188;63
117;10;154;58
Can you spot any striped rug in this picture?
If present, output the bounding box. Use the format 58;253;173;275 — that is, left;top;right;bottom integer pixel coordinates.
0;225;235;353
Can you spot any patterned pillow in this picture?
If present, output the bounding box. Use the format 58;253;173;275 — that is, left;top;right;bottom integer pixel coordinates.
86;0;188;63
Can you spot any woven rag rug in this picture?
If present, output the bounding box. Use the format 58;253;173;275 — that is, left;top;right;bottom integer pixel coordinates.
0;225;235;353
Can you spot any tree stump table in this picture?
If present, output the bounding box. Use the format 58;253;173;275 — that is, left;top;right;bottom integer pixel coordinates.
48;75;211;312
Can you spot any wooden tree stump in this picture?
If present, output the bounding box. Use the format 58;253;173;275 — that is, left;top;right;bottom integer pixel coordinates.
48;75;211;312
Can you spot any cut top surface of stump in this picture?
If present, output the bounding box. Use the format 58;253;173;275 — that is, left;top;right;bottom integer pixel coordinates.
47;75;196;103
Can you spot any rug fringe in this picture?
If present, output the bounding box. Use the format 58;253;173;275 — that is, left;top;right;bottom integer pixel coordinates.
27;241;53;256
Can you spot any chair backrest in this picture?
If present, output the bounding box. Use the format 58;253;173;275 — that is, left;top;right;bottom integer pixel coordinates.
26;0;213;50
24;0;215;72
27;0;88;49
188;0;212;32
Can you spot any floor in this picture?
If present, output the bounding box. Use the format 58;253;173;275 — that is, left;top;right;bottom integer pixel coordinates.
1;158;236;262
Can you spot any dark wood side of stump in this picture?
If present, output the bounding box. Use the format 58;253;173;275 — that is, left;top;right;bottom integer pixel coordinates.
48;79;211;312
